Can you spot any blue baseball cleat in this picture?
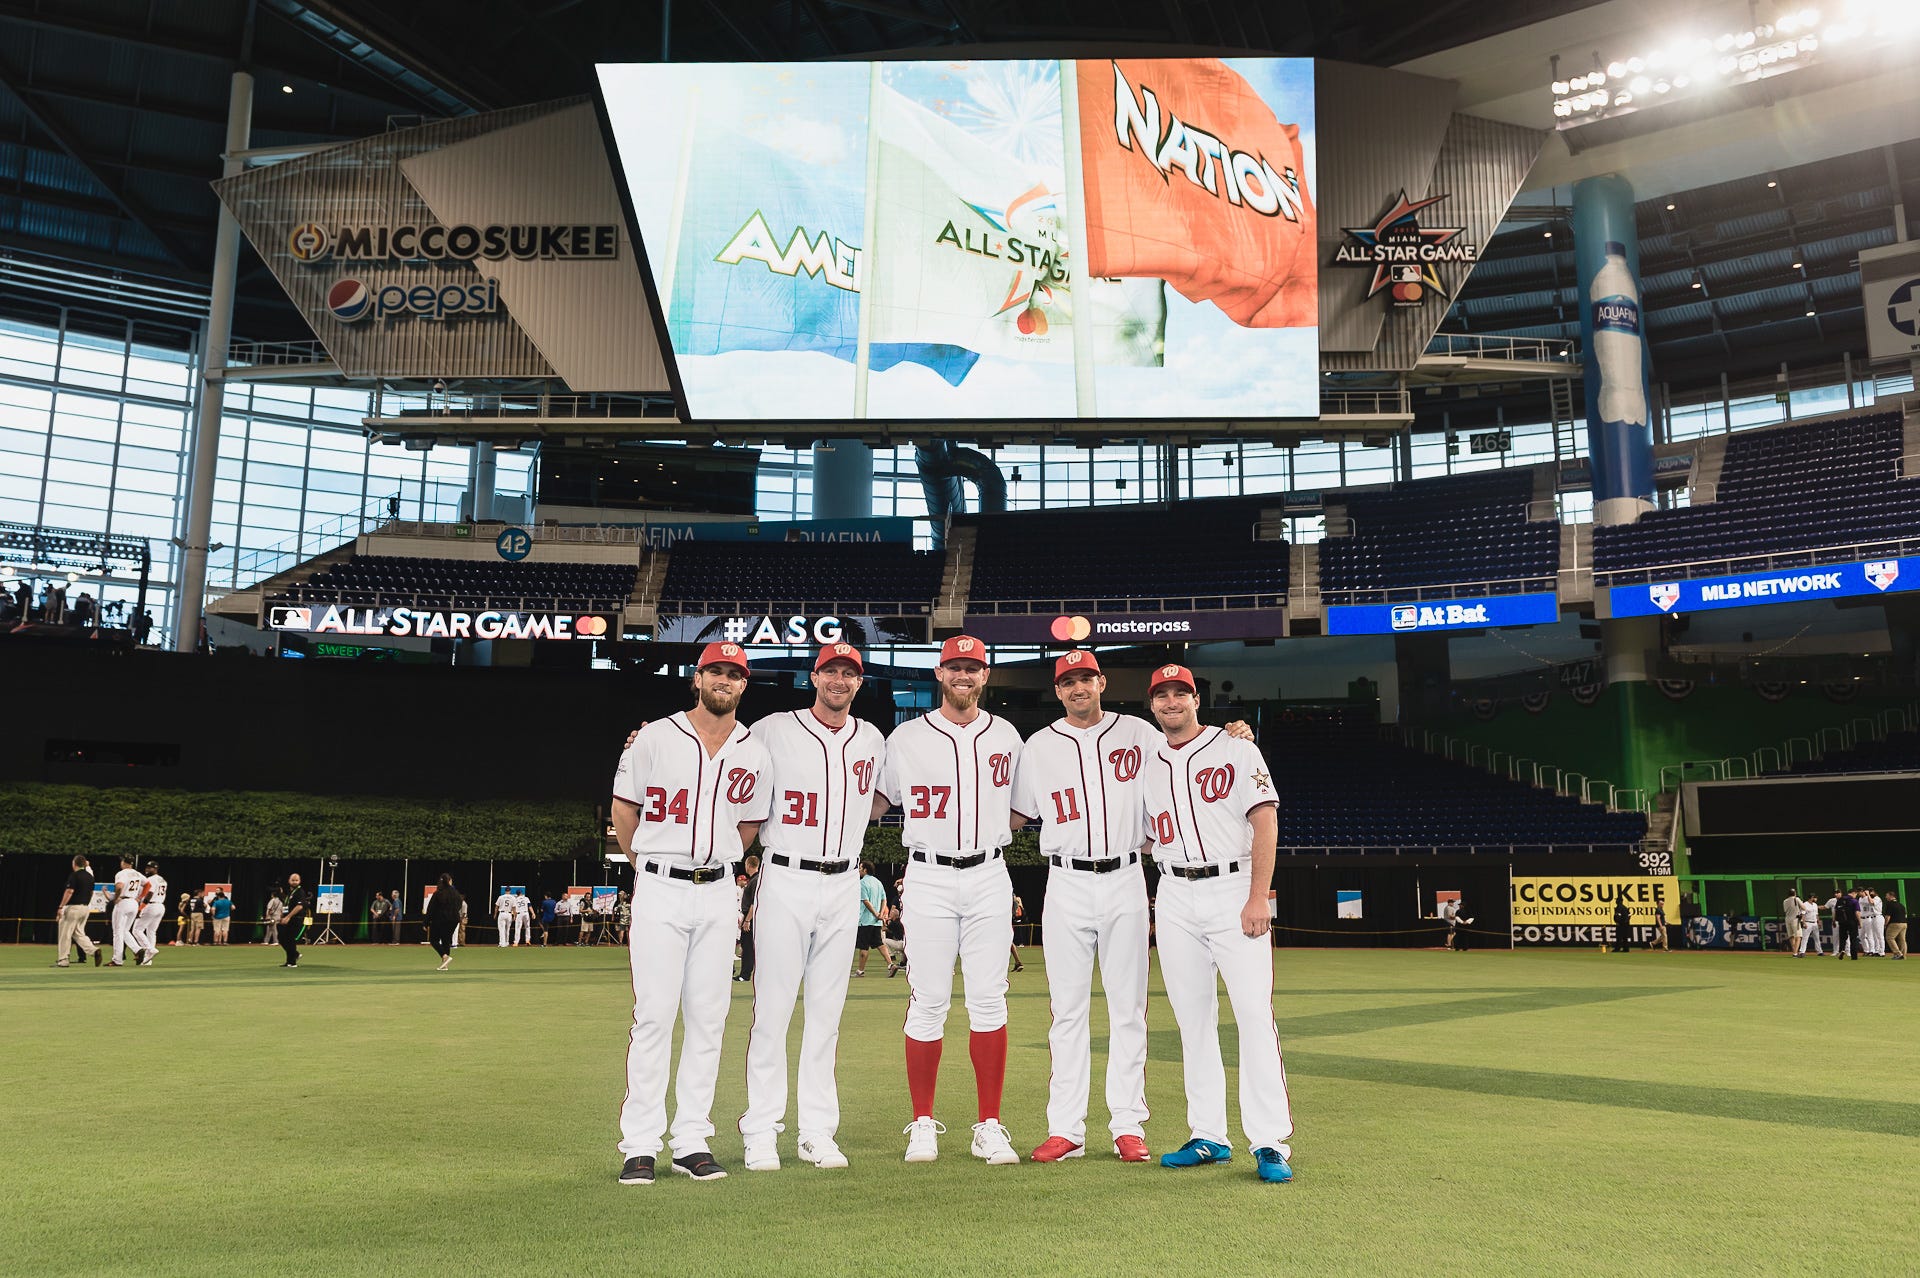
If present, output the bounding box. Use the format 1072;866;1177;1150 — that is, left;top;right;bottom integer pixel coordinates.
1159;1139;1232;1168
1254;1147;1293;1183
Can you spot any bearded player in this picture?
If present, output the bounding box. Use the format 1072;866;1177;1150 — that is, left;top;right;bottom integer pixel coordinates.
880;635;1025;1166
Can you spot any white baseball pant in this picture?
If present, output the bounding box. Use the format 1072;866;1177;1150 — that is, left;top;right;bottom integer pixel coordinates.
1155;870;1294;1158
130;903;164;957
901;856;1012;1040
617;873;736;1160
513;915;530;945
1867;917;1885;954
111;902;141;963
496;912;513;947
1041;863;1151;1145
739;862;859;1143
1798;921;1821;954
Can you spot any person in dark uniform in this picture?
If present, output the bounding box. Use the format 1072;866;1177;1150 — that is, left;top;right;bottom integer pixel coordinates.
426;873;464;971
1612;895;1632;953
1832;887;1861;960
734;855;760;982
280;873;312;968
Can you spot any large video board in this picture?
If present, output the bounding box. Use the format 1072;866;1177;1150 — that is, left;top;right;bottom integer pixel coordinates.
596;58;1317;421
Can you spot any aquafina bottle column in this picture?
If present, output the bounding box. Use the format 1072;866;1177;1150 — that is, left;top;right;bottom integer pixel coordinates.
1590;241;1647;432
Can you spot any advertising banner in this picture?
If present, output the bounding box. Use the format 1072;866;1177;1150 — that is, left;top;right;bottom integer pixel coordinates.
1683;915;1768;949
655;614;928;645
88;883;111;913
268;604;615;641
962;608;1284;644
1605;556;1920;619
1510;875;1680;946
315;886;345;916
1325;591;1558;636
591;886;619;915
1336;890;1363;919
597;57;1316;421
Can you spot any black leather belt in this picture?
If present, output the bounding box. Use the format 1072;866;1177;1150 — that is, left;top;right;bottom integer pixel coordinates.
1161;860;1244;880
643;860;730;884
769;853;851;875
1048;852;1140;874
910;849;1003;869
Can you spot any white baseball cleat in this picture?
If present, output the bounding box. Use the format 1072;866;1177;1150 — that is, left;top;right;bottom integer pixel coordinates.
970;1120;1017;1166
797;1136;848;1169
903;1117;945;1163
742;1128;782;1172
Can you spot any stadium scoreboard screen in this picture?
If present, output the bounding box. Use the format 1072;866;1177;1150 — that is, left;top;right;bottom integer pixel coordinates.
596;58;1317;421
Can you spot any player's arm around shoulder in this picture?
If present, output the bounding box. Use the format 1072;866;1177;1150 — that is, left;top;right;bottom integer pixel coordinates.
1238;739;1278;938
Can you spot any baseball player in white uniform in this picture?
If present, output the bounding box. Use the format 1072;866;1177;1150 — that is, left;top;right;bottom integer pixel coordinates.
1141;663;1296;1184
495;890;514;947
515;891;533;945
611;641;771;1187
109;854;144;966
737;642;889;1173
130;860;167;966
880;635;1025;1167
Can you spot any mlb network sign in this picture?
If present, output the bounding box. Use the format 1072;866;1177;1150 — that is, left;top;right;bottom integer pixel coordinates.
1606;556;1920;619
1324;591;1559;636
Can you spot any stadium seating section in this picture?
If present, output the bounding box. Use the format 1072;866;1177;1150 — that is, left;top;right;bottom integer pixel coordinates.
1267;712;1648;850
963;499;1287;609
279;556;636;611
1771;728;1920;775
1594;410;1917;574
658;540;943;610
1317;470;1558;599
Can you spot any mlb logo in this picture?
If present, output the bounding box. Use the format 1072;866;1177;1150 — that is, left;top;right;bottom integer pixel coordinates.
1390;605;1419;631
1866;560;1899;591
1648;583;1681;612
268;605;311;630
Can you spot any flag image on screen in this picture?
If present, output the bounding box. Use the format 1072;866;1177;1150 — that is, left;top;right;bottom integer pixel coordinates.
1075;58;1316;330
868;70;1166;369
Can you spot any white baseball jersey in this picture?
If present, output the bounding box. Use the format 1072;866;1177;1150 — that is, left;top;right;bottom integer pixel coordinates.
880;711;1023;853
112;867;144;906
142;873;169;907
1142;727;1276;866
1013;713;1158;859
754;710;887;861
613;711;771;866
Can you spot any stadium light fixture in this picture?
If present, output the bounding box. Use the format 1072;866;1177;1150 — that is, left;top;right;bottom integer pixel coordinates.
1547;2;1919;129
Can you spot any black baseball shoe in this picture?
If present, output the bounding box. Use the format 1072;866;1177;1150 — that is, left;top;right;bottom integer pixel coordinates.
672;1152;728;1181
618;1156;655;1185
92;950;103;967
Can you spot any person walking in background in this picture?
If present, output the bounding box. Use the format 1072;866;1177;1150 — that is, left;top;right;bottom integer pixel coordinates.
187;892;206;945
211;891;232;945
734;854;761;980
496;890;514;948
280;874;312;969
391;889;405;944
1863;889;1885;956
426;874;464;971
53;855;101;968
131;861;167;966
264;890;284;947
369;891;390;943
1884;893;1907;959
854;862;887;978
109;854;143;967
1831;888;1860;960
170;892;189;946
1782;889;1803;957
1797;894;1823;955
1611;895;1633;953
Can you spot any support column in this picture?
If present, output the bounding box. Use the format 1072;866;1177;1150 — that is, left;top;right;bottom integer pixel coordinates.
811;440;873;520
1393;633;1450;726
1573;174;1654;528
174;69;252;652
470;443;497;521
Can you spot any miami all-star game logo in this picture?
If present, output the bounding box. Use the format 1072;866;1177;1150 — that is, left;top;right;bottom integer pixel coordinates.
1334;190;1478;307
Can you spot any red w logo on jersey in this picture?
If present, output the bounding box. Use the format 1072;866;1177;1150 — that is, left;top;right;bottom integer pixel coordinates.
852;757;874;795
725;768;758;806
988;752;1013;787
1109;745;1141;782
1195;765;1235;804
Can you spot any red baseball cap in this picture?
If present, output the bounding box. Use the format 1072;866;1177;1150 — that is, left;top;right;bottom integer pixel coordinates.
938;635;989;666
696;641;750;674
814;641;864;672
1054;649;1102;682
1147;662;1196;695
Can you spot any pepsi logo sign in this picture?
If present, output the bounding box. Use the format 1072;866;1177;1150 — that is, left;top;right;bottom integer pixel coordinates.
327;279;372;322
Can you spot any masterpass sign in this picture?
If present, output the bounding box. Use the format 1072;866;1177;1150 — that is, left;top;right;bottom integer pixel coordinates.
1324;591;1558;635
1605;556;1920;619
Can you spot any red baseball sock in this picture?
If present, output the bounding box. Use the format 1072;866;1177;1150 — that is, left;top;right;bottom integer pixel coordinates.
970;1027;1008;1122
905;1034;942;1118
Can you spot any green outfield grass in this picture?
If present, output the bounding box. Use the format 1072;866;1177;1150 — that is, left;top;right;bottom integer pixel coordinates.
2;940;1912;1277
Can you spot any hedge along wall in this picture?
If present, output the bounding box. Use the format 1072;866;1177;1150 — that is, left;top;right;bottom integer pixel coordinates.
0;783;597;861
1;782;1048;867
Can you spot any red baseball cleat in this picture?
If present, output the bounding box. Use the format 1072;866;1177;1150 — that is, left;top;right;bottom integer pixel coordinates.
1029;1136;1085;1162
1114;1135;1150;1163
